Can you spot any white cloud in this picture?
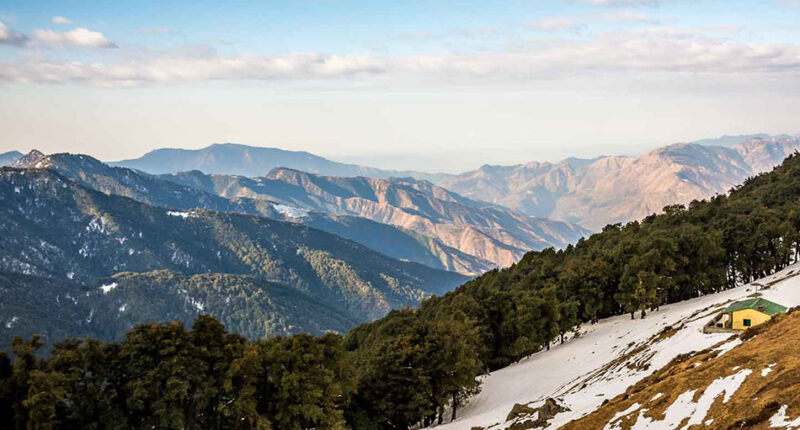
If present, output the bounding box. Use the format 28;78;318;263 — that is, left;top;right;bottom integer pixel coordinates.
529;9;658;32
529;17;584;32
33;27;116;48
2;27;800;86
597;10;658;23
0;53;384;85
0;21;28;46
52;16;71;25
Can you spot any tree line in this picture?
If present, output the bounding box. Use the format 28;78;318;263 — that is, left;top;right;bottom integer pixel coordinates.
5;152;800;429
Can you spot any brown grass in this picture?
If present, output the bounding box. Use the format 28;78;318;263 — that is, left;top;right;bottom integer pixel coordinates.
562;309;800;429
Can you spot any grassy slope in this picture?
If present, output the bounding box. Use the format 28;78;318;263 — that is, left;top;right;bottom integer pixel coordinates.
564;309;800;429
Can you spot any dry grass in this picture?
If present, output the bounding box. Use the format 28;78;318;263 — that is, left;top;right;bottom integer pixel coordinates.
562;309;800;429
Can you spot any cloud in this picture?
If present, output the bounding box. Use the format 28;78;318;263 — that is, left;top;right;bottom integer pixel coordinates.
528;9;658;32
52;16;71;25
0;53;385;86
0;21;28;46
2;27;800;86
529;17;584;32
597;10;658;23
33;27;116;48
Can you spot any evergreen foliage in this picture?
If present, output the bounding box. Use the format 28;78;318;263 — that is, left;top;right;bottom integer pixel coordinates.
5;152;800;429
0;317;351;430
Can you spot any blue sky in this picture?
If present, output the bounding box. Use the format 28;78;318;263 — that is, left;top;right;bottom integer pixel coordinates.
1;0;800;172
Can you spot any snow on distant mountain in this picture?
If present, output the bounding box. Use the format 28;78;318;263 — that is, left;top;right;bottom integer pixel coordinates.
437;136;800;231
9;149;45;167
438;264;800;430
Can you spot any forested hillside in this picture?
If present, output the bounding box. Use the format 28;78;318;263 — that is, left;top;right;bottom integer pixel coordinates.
4;152;800;430
0;167;467;346
342;150;800;427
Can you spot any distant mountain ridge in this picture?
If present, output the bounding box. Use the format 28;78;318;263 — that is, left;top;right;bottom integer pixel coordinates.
161;167;590;267
110;134;800;232
29;132;800;233
0;150;23;166
691;133;794;147
14;151;497;274
437;136;800;230
112;142;443;181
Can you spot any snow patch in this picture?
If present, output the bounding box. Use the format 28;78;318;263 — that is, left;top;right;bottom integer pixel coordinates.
5;316;18;329
770;405;800;428
712;338;742;357
624;369;752;429
188;297;205;312
271;203;310;219
86;216;109;234
604;403;641;429
100;282;118;294
762;363;776;377
167;210;196;219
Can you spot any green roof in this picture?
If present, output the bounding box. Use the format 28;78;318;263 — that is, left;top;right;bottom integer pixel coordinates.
723;298;788;316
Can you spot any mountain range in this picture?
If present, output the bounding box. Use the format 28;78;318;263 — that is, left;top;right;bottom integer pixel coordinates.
106;135;800;231
437;136;800;230
112;142;440;180
4;134;800;428
15;150;586;272
0;167;467;345
160;167;588;267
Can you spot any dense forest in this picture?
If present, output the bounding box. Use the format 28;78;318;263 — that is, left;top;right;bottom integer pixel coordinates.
4;152;800;429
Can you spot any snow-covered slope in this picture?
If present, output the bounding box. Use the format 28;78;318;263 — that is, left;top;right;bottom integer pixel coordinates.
437;265;800;429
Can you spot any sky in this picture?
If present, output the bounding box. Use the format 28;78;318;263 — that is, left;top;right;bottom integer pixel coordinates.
1;0;800;173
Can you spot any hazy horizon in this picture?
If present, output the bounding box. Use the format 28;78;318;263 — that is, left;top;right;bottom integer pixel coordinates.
2;1;800;172
3;130;799;174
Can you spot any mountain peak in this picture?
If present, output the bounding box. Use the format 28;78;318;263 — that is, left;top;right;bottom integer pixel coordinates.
11;149;47;168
